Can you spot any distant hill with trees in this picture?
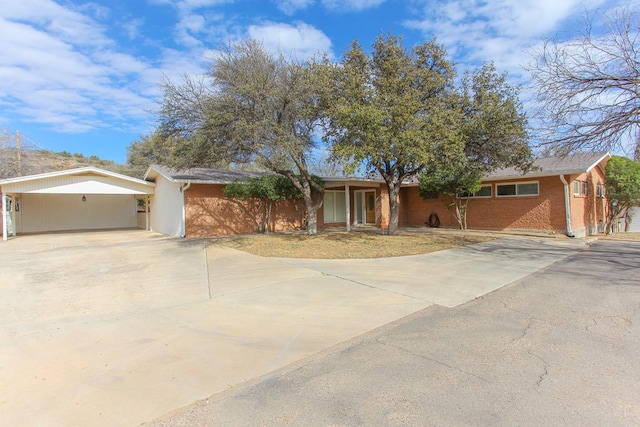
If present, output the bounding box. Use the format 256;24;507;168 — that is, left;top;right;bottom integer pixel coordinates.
0;131;132;179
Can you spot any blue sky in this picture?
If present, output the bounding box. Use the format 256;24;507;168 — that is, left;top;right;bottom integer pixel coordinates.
0;0;626;163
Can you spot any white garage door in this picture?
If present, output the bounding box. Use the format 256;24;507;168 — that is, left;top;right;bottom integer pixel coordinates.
17;193;138;233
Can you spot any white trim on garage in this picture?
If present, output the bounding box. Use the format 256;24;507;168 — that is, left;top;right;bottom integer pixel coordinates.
147;172;185;237
0;167;155;241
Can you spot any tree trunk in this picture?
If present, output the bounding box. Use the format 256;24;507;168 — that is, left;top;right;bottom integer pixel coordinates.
278;170;323;236
387;184;401;235
264;201;273;234
461;199;469;230
606;206;622;234
455;201;463;230
304;195;321;235
624;207;633;232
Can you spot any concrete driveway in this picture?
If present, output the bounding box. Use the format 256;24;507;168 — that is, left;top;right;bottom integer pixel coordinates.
0;230;588;426
159;240;640;426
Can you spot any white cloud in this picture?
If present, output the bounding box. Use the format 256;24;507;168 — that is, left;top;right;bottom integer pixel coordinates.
121;18;145;39
273;0;315;15
247;22;333;60
404;0;611;80
273;0;386;14
321;0;386;12
0;1;158;133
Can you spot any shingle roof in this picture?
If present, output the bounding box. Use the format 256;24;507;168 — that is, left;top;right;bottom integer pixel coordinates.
146;152;610;186
485;152;610;181
146;165;267;184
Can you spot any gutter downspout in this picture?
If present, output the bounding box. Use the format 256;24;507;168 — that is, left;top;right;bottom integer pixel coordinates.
559;175;575;237
181;183;191;238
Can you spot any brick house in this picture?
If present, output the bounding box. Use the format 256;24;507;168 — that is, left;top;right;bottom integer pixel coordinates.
143;165;390;237
144;152;610;238
399;152;610;237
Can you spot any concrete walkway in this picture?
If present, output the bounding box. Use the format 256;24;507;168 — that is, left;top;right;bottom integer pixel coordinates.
0;231;588;426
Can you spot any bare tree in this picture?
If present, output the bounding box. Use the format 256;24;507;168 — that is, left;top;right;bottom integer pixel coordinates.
527;8;640;156
158;74;213;140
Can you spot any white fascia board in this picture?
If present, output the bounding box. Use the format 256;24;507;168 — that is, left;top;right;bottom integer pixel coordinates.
585;152;611;173
0;166;154;188
20;180;150;194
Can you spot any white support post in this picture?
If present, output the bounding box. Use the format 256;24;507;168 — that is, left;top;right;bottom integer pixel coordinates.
345;184;351;232
11;195;16;237
146;196;151;231
2;192;7;241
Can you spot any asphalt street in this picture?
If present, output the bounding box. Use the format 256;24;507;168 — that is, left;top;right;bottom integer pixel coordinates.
150;239;640;426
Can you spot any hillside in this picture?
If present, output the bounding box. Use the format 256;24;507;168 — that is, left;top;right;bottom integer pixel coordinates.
0;148;137;179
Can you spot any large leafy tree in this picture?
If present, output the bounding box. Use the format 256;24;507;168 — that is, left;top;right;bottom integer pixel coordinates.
605;156;640;233
418;156;482;230
418;63;531;230
158;40;325;234
460;63;531;174
323;34;461;234
527;8;640;157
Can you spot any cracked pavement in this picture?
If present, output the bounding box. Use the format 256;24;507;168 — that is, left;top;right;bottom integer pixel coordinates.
150;239;640;426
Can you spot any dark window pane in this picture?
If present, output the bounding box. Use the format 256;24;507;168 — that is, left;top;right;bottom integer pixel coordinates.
497;184;516;196
517;183;538;195
475;185;492;197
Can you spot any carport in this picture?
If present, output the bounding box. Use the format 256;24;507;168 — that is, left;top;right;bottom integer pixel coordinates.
0;167;155;241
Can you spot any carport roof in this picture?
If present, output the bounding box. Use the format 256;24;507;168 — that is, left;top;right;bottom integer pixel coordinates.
0;167;155;194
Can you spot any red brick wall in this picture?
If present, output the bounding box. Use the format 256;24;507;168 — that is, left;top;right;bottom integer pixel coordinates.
399;187;456;228
185;184;305;237
569;166;607;235
401;176;567;232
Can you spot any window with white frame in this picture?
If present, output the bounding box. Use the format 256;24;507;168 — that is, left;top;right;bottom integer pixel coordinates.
323;191;346;223
496;181;539;197
596;183;605;198
459;185;492;198
573;180;588;197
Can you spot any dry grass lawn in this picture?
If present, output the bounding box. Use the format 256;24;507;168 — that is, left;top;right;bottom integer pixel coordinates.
601;232;640;241
217;231;494;259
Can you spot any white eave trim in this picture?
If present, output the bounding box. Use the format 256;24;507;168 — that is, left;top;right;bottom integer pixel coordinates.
585;152;611;173
0;166;154;188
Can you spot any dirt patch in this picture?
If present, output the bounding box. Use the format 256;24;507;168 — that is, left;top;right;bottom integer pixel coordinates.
216;230;494;259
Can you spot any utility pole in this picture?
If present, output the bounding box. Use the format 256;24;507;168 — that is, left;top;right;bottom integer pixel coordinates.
16;130;21;175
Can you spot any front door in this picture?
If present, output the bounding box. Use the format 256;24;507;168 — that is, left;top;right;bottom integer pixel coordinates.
365;191;376;224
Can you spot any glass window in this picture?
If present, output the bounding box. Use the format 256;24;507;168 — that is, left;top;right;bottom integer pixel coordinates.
517;183;539;196
497;182;538;197
475;185;492;197
497;184;516;196
323;192;335;221
323;191;346;223
334;192;346;222
573;181;581;195
460;185;492;198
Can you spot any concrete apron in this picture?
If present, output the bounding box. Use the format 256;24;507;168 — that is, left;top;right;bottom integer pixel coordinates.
0;231;587;426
